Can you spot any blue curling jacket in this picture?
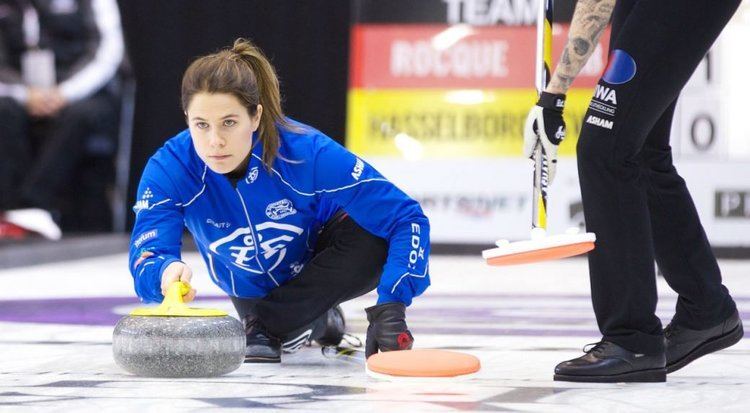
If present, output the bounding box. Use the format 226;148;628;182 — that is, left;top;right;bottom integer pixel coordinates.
128;123;430;306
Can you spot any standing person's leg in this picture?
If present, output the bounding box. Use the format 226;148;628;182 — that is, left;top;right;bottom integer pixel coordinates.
607;0;636;45
641;102;736;329
231;211;388;362
0;98;32;210
559;0;741;382
641;100;742;373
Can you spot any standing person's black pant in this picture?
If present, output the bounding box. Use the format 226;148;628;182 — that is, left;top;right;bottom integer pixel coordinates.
231;211;388;339
0;91;118;211
577;0;740;354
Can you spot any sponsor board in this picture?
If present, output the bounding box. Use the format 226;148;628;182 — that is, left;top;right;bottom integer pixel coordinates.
347;23;610;159
673;52;725;159
715;190;750;219
443;0;537;26
351;24;609;89
347;88;594;157
352;0;575;26
366;157;750;246
681;165;750;246
674;94;723;158
366;157;583;242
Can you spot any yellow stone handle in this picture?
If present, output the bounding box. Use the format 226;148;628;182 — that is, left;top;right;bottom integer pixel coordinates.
163;281;191;306
129;281;228;317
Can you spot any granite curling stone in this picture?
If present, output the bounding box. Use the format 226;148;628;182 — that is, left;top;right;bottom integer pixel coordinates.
113;281;245;378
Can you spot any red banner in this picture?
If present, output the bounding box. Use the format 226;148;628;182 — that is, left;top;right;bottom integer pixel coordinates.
351;24;611;89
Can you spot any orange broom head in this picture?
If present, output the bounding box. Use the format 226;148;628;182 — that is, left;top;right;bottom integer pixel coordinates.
483;232;596;266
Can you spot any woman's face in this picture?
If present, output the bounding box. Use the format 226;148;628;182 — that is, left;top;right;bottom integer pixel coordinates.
186;92;262;174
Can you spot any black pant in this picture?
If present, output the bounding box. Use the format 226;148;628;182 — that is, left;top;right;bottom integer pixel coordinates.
231;212;388;338
0;91;118;211
577;0;740;354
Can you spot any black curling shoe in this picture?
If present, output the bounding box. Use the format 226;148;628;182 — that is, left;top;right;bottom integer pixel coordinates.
554;341;666;383
314;305;346;347
242;314;282;363
665;310;744;374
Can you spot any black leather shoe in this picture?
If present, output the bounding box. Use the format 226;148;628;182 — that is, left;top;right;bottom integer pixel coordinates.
314;305;346;347
242;313;281;363
665;310;743;373
554;341;666;383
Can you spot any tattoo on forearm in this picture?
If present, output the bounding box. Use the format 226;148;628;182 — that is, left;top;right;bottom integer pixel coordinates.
561;49;571;65
572;37;590;55
583;15;609;42
598;2;614;15
547;0;616;94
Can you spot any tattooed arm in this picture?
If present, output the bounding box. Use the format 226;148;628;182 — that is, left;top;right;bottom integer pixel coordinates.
547;0;616;94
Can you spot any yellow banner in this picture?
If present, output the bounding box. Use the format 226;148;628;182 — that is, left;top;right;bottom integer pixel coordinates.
346;88;594;158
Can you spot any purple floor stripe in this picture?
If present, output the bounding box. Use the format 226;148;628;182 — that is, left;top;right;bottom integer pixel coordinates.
0;295;747;339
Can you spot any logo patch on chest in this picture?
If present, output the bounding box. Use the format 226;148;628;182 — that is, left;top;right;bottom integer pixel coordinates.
265;199;297;220
246;167;259;184
206;218;231;229
209;227;258;272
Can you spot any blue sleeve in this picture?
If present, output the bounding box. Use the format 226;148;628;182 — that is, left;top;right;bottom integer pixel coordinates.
314;139;430;306
128;158;185;303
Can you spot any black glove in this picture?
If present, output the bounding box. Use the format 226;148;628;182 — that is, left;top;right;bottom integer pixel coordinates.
523;91;566;184
365;302;414;358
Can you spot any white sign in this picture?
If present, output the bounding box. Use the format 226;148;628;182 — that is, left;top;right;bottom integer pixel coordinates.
369;157;750;247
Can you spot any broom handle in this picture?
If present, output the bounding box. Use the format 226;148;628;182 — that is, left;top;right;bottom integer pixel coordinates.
531;0;553;231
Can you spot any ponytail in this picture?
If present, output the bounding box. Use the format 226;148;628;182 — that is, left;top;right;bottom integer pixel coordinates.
181;38;299;170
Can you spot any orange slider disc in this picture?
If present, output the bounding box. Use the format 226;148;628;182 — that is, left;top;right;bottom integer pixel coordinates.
366;349;480;379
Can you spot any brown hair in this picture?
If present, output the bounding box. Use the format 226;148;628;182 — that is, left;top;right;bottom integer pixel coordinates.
181;38;296;169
